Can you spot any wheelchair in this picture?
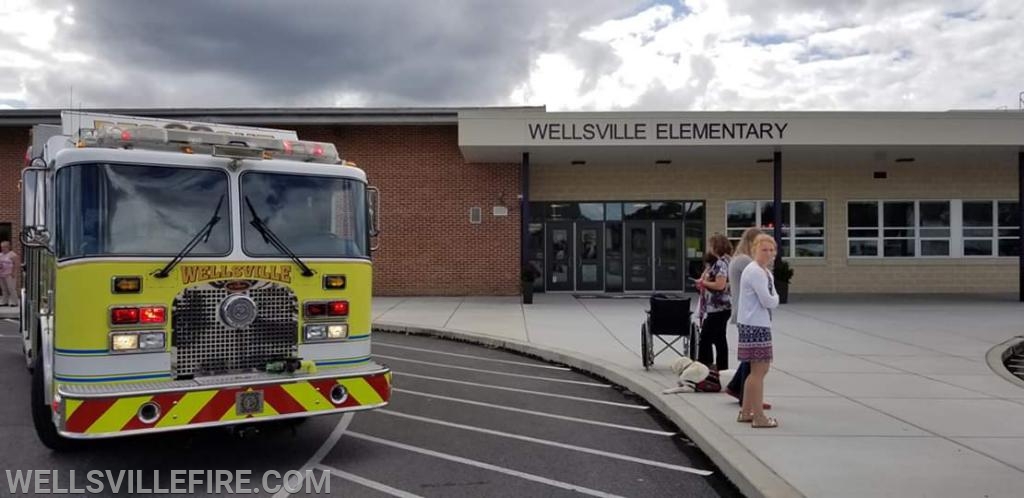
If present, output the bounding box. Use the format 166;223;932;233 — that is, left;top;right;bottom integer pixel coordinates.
641;294;698;370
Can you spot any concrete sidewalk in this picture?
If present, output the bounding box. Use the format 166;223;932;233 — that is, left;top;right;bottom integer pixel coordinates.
0;304;18;320
372;294;1024;498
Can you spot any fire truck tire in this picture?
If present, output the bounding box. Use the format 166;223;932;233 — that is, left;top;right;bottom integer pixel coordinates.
31;348;77;451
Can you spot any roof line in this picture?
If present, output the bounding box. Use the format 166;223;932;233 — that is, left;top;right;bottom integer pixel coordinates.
0;106;547;127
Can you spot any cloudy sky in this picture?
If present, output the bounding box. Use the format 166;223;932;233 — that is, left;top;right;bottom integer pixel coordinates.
1;0;1022;111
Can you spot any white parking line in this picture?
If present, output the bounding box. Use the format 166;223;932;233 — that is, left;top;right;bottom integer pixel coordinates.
272;412;354;498
315;464;423;498
373;341;571;371
377;409;712;476
394;372;647;409
377;354;609;387
393;388;675;436
346;431;626;498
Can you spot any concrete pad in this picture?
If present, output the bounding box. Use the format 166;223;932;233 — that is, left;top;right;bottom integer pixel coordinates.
927;374;1024;398
374;297;463;328
953;437;1024;473
878;330;997;357
859;355;994;375
0;306;18;319
686;395;927;437
859;398;1024;437
772;324;940;356
723;369;838;398
797;372;991;399
772;354;902;374
739;435;1024;498
444;297;529;342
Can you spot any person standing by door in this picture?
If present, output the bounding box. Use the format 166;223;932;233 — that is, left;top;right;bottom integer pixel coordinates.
0;241;19;307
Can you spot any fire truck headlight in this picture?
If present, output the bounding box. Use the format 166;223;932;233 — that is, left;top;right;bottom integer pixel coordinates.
304;324;327;341
138;332;166;350
327;324;348;339
111;333;139;351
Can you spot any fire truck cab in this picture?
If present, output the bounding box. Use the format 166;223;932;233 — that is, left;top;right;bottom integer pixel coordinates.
20;111;389;450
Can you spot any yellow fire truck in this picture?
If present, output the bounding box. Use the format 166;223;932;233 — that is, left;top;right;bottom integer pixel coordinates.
19;112;389;450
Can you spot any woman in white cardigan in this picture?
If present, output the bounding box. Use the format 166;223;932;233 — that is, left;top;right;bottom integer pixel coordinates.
736;234;780;428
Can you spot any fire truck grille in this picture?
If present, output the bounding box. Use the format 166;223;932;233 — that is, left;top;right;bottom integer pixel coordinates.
171;282;298;378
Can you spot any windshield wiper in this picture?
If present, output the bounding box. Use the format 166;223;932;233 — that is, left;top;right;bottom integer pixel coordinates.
153;195;224;279
245;196;315;277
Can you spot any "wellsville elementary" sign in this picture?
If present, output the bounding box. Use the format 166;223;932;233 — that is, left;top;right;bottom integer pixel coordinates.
527;121;789;142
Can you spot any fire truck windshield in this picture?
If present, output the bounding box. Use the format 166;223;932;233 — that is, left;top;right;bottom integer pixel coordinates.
240;171;368;258
56;163;232;259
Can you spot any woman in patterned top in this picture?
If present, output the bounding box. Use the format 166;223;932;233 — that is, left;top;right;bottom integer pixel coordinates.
696;233;733;371
737;234;780;428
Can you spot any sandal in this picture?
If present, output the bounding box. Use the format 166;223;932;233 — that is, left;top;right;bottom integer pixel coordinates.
737;410;754;423
751;414;779;428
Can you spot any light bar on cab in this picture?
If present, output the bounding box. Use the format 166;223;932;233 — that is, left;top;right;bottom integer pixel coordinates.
77;125;341;164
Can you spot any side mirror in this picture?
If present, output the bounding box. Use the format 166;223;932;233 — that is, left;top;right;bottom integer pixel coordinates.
367;186;380;251
20;167;49;247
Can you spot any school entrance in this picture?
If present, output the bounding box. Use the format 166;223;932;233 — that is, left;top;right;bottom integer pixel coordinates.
527;201;706;293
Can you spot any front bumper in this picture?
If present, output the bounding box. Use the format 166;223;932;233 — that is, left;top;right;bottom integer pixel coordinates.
55;362;391;439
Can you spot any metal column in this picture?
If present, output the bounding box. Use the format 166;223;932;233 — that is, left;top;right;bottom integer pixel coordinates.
521;152;531;271
773;150;783;255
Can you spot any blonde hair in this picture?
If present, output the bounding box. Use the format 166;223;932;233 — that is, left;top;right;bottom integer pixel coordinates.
734;227;763;257
752;234;777;253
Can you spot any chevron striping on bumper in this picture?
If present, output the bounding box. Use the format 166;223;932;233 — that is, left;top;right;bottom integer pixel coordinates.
61;372;391;436
88;396;151;434
339;377;383;406
156;390;217;428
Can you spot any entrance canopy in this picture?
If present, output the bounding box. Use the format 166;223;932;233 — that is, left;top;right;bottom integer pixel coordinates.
458;109;1024;166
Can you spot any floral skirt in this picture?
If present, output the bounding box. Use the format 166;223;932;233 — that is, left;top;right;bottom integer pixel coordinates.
737;324;773;362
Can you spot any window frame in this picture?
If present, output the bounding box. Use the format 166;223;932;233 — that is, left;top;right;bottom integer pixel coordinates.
54;162;234;260
725;199;826;259
847;200;956;259
962;199;1020;258
239;170;370;259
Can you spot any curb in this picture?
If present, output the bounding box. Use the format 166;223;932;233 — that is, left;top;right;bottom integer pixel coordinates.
374;320;803;498
986;336;1024;389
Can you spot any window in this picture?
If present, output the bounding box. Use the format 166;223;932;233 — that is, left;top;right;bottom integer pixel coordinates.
240;172;368;258
578;203;604;221
847;200;951;257
0;223;10;246
726;200;825;258
963;200;1020;257
56;163;231;259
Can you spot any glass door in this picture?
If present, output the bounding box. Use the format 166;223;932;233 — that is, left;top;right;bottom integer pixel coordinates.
654;221;683;290
624;221;652;291
576;222;604;291
604;223;623;293
527;223;544;292
545;222;573;291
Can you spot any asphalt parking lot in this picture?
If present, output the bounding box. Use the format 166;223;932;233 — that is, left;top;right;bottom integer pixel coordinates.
0;320;739;497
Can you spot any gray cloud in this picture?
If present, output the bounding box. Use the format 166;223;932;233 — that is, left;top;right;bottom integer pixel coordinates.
24;0;646;108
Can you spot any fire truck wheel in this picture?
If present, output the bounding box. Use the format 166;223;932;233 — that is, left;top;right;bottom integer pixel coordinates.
31;348;77;451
